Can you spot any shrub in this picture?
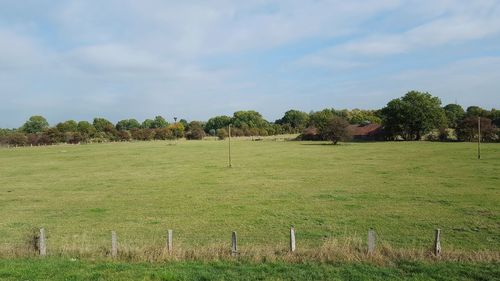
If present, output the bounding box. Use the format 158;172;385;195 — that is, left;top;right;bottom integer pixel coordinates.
216;128;228;140
299;126;320;141
154;128;174;140
320;117;351;144
7;133;27;146
186;127;206;140
116;131;131;142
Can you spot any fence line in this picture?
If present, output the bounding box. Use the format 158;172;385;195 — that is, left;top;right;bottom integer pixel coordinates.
30;227;445;259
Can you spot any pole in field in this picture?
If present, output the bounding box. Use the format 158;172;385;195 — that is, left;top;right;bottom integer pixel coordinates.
434;229;441;256
111;231;117;258
290;226;296;252
167;229;173;254
228;124;232;167
367;229;376;254
477;117;481;160
39;228;46;256
231;231;238;256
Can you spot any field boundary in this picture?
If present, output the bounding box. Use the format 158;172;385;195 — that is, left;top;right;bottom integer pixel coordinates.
1;227;498;264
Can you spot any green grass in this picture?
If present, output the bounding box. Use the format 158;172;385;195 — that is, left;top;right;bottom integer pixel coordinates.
0;140;499;254
0;258;498;280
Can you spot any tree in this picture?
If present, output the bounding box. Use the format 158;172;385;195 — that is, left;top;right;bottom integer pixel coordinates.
232;111;269;129
141;119;154;129
21;116;49;133
152;116;169;128
443;104;465;128
381;91;446;140
347;109;382;125
308;109;336;132
320;117;351;144
56;120;78;133
489;109;500;127
77;121;96;139
276;110;309;133
116;119;141;131
93;118;114;132
465;106;486;118
205;115;231;132
456;117;497;142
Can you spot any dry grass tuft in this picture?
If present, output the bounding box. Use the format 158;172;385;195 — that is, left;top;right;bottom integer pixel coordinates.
1;236;498;264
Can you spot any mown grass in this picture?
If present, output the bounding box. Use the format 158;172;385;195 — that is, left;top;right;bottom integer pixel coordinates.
0;258;498;281
0;140;498;258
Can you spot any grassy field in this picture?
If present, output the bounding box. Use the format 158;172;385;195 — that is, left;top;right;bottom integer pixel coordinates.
0;140;499;259
1;258;498;281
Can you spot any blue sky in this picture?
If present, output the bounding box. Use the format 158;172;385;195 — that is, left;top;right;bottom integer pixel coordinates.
0;0;499;127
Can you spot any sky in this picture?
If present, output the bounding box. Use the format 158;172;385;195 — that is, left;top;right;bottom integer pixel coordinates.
0;0;499;128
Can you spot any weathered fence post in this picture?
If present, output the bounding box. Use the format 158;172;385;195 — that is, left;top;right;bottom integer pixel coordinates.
167;229;173;254
39;228;46;256
231;231;238;256
434;229;441;256
290;226;296;252
111;231;117;258
368;228;376;254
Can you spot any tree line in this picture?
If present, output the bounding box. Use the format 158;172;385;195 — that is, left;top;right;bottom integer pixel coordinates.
0;91;498;146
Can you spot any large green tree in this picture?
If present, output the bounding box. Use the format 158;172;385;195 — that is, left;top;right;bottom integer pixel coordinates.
116;119;141;131
320;116;351;145
93;118;114;132
77;121;96;137
232;111;269;129
443;104;465;128
21;115;49;133
381;91;446;140
205;115;231;132
276;110;309;133
56;120;78;133
152;116;169;128
308;109;336;132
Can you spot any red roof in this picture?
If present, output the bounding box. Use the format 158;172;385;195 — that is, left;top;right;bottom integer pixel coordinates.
348;123;382;136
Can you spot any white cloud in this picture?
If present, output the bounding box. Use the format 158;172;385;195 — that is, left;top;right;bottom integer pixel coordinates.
0;0;499;127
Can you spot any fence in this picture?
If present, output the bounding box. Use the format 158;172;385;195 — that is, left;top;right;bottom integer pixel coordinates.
30;227;444;259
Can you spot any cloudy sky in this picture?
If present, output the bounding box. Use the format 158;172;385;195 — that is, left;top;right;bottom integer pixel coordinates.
1;0;499;127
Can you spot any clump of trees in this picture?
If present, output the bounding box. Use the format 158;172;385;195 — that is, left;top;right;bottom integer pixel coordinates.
1;91;498;147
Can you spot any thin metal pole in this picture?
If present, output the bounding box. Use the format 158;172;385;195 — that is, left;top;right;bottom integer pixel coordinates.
478;117;481;160
228;124;232;167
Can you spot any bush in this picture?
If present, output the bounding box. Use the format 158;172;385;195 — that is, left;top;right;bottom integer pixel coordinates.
7;133;27;146
116;131;131;142
298;126;320;141
131;128;155;141
154;128;174;140
216;128;228;140
186;127;206;140
456;117;497;142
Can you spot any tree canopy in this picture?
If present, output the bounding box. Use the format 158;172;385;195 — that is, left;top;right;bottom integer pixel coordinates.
21;115;49;133
381;91;446;140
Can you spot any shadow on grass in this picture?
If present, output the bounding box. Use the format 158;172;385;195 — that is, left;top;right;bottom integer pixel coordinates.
300;143;350;146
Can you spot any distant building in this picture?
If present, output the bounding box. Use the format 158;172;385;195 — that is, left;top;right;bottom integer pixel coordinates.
348;123;384;141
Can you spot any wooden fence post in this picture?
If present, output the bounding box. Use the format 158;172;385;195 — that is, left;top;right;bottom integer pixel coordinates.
290;226;296;252
231;231;238;256
167;229;173;254
39;228;46;256
111;231;117;258
434;229;441;256
368;229;376;254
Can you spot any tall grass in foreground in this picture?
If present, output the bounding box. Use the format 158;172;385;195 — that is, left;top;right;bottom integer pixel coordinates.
1;236;498;264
